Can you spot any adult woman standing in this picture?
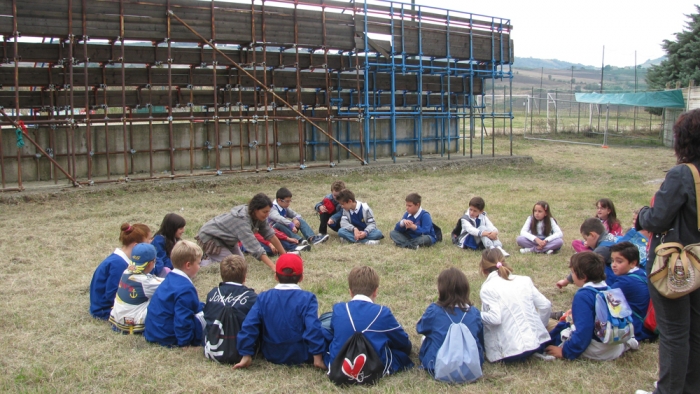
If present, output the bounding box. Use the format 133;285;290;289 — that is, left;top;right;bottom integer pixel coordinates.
196;193;285;271
635;109;700;394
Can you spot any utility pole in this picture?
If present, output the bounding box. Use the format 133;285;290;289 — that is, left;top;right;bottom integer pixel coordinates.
539;67;544;115
600;45;605;93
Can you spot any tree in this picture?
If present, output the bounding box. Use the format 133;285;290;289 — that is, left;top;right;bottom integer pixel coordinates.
646;5;700;90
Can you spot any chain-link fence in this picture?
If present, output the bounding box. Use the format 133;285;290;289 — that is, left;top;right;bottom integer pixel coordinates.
480;89;665;146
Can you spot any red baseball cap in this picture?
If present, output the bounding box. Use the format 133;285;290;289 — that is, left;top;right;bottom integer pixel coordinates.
276;253;304;276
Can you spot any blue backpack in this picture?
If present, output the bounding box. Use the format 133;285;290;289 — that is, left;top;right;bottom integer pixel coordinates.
433;308;482;383
582;287;634;345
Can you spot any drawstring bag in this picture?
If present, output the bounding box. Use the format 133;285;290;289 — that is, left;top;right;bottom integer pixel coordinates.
328;304;385;386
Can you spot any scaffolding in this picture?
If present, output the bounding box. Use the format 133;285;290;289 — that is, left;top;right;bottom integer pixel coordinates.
0;0;513;191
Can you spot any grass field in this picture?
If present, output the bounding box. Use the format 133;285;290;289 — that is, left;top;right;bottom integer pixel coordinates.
0;136;675;393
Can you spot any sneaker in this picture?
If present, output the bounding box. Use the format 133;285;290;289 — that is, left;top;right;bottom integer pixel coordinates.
365;240;380;245
294;244;311;253
310;234;330;245
497;246;510;257
339;237;348;244
299;239;310;246
634;391;652;394
532;353;555;361
626;338;639;351
520;248;531;254
287;251;301;256
546;249;555;255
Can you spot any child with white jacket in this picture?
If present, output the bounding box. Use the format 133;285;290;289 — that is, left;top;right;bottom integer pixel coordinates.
479;248;554;363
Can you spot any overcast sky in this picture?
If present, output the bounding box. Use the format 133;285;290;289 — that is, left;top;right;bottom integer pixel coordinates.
411;0;697;67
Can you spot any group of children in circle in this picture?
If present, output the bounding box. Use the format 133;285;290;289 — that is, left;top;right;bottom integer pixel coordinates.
88;180;653;384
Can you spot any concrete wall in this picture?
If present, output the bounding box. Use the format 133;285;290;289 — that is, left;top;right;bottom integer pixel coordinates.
1;115;459;183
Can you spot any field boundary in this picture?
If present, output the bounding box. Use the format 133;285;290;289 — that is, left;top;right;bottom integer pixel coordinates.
0;154;533;204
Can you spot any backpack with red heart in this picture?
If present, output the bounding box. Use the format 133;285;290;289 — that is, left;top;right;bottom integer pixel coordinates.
328;304;385;386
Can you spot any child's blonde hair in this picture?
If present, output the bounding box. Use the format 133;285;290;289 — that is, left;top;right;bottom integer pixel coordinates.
170;240;203;269
331;180;346;192
220;255;247;283
480;248;513;280
348;266;379;297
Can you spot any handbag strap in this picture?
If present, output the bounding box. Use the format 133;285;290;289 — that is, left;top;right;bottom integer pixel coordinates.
685;163;700;231
655;242;685;255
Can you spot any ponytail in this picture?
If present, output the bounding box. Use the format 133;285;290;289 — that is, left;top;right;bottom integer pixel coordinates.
480;248;513;280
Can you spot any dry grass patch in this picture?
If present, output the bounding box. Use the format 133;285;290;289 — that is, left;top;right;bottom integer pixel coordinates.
0;137;672;393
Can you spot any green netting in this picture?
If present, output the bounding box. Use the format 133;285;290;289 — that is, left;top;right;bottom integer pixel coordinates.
574;90;685;108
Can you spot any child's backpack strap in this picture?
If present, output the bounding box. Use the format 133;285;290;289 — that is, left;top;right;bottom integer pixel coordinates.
346;303;384;333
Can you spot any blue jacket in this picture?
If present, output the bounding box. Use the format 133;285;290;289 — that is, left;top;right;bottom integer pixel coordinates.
416;303;484;371
562;283;608;360
203;282;257;333
237;284;327;365
610;269;656;341
144;270;204;347
595;232;618;285
150;235;172;276
89;250;130;320
616;229;649;269
324;296;413;374
393;209;436;244
567;232;617;285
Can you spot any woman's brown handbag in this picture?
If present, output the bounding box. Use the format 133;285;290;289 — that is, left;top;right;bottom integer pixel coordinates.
649;163;700;299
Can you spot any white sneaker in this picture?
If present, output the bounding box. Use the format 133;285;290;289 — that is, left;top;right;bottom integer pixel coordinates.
634;391;652;394
546;249;555;255
300;239;310;246
626;338;639;350
520;248;531;254
294;244;311;253
365;240;380;245
287;251;301;256
497;246;510;257
532;353;555;361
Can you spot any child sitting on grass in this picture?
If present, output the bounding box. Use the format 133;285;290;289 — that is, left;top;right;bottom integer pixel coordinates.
609;242;656;342
203;255;258;351
479;249;553;363
572;198;623;252
90;223;151;320
389;193;436;249
417;267;484;373
337;189;384;245
270;187;329;245
151;213;186;277
456;197;509;256
109;243;163;334
243;223;311;256
516;201;563;254
315;180;345;235
546;252;630;361
234;254;326;369
557;218;617;288
144;240;205;347
325;266;414;374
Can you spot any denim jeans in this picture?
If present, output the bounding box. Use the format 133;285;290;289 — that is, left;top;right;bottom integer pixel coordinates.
338;228;384;244
389;230;433;248
273;218;315;241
